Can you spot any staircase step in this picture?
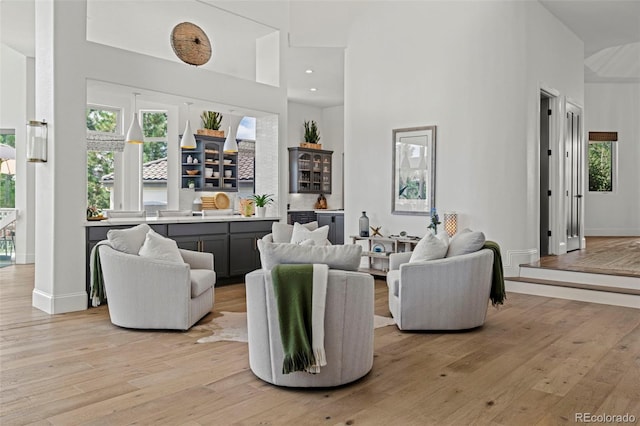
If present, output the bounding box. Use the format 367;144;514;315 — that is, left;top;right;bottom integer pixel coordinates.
507;276;640;296
519;265;640;291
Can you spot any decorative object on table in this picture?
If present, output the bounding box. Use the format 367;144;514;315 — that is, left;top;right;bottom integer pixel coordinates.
444;212;458;237
392;125;436;215
192;197;202;212
180;102;197;149
186;154;193;164
198;111;224;137
314;194;327;209
239;198;255;217
427;208;441;234
370;226;383;237
170;22;212;66
399;231;407;237
300;120;322;149
26;119;48;162
359;211;369;237
252;194;274;218
126;93;144;145
86;205;105;220
372;243;385;253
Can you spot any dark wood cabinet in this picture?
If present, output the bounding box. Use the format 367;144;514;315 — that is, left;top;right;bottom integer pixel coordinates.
181;134;238;192
317;212;344;245
228;221;272;276
86;219;277;300
288;147;332;194
287;210;317;225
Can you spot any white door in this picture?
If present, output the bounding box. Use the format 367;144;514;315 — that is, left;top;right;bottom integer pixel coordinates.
565;104;582;252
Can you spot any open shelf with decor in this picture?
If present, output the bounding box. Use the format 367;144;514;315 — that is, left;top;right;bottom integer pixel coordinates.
351;235;420;276
181;134;238;192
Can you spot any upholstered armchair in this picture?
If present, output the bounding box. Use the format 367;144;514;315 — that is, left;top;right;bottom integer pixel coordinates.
245;268;374;387
386;248;494;330
97;243;215;330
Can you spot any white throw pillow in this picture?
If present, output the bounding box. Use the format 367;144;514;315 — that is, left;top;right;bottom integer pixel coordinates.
446;228;486;257
107;223;151;255
257;240;362;271
290;222;329;245
409;232;448;263
138;230;184;264
272;221;319;243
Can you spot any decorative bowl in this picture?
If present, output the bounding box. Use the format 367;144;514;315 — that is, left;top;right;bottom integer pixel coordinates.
186;169;200;176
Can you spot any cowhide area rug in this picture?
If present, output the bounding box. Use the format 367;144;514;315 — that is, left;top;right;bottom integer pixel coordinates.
193;311;396;344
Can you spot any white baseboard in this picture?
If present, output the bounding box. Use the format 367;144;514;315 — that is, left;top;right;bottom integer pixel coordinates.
505;280;640;309
32;289;88;314
503;248;537;277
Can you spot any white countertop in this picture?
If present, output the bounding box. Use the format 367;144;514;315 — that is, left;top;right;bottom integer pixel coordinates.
85;214;281;227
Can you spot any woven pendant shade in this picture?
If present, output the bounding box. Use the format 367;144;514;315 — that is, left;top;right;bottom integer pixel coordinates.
170;22;212;66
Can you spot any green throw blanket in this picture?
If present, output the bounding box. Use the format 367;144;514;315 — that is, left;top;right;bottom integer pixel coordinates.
90;242;109;307
271;264;316;374
483;240;506;306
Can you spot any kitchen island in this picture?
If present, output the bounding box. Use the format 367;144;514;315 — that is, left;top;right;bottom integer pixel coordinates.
85;215;280;300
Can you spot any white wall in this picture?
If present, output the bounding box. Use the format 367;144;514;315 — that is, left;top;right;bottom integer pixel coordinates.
343;1;583;275
585;83;640;236
287;101;344;210
31;0;288;313
0;44;36;264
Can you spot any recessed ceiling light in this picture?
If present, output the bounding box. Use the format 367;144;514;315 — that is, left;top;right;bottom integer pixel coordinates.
305;69;313;74
310;88;317;92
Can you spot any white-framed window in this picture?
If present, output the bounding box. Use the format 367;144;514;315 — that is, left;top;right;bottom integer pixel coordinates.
86;105;122;210
588;131;618;193
141;110;168;214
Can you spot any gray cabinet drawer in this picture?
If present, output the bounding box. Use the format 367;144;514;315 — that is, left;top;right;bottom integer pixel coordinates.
229;220;275;234
167;222;228;237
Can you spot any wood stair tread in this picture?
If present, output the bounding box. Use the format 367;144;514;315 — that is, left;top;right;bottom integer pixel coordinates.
506;276;640;296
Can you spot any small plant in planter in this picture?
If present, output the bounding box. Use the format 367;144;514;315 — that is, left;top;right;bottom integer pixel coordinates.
252;194;275;207
198;111;224;137
252;194;274;217
302;120;321;148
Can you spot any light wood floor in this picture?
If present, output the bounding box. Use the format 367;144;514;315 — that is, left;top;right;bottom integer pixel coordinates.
1;265;639;425
526;237;640;278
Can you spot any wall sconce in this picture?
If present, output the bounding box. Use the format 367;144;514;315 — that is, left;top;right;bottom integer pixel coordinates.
444;212;458;237
223;126;238;153
26;120;48;162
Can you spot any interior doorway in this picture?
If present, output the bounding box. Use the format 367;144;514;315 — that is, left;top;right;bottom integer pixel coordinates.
539;93;552;257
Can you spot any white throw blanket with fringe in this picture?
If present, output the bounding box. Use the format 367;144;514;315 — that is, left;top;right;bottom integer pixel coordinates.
308;263;328;373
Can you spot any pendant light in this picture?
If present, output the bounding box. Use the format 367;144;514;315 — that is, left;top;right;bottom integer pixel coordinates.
126;93;144;144
223;126;238;153
180;102;197;149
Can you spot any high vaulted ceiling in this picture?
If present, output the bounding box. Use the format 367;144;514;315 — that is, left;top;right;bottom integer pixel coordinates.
1;1;639;109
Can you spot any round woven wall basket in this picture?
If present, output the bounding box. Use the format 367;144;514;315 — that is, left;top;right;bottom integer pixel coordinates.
170;22;212;66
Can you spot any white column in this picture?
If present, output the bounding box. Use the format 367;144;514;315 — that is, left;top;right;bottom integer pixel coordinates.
32;0;88;313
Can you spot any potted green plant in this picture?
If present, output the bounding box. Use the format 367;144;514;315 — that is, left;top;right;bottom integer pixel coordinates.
197;111;224;137
302;120;321;149
252;194;274;217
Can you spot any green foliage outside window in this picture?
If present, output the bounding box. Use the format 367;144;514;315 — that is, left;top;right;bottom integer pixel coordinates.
142;112;167;163
0;134;16;208
588;142;613;192
87;108;116;209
